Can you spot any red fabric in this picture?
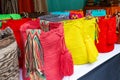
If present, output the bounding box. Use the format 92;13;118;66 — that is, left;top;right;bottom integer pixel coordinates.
1;18;31;68
107;17;117;44
18;0;34;13
21;20;73;80
95;17;117;53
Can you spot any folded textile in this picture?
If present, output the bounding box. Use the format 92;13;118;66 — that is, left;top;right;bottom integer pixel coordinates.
86;9;106;17
39;14;69;22
51;11;70;16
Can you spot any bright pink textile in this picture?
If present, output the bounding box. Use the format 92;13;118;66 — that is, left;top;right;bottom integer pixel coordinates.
40;22;73;80
20;20;73;80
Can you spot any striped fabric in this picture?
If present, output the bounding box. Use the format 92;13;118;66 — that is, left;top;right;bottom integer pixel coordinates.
0;28;19;80
25;29;45;80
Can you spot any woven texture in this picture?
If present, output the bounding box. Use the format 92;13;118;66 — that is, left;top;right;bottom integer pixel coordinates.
63;18;98;65
95;17;117;53
0;28;19;80
21;20;73;80
1;18;31;68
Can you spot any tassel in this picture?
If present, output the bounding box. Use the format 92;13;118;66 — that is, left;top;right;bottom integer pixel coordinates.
60;50;73;76
85;36;98;63
60;34;73;76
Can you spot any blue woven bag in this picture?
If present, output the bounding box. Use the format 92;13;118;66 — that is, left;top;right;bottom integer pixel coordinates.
51;11;70;16
91;9;106;17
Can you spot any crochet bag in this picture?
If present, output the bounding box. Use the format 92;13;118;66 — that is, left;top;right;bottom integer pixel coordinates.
0;27;19;80
95;17;117;53
39;14;69;22
63;18;98;64
69;10;84;19
22;20;73;80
